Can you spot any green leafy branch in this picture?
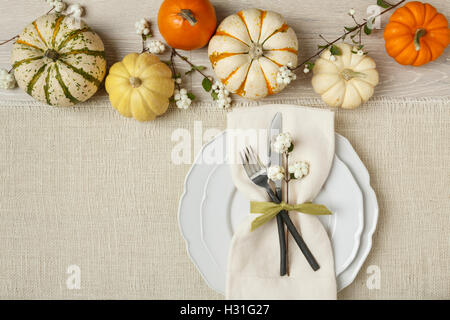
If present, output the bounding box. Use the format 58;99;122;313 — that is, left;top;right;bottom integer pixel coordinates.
294;0;406;71
169;48;218;102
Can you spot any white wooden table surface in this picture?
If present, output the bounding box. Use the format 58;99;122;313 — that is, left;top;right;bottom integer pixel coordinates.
1;0;449;103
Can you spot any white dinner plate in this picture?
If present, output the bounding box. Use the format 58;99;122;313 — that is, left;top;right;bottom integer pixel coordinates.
178;131;378;294
200;153;364;280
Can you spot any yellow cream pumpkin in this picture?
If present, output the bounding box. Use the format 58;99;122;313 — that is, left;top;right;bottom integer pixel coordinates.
105;53;174;121
312;43;379;109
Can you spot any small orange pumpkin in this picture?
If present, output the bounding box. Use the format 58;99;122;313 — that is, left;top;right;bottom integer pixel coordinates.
157;0;217;50
384;1;450;66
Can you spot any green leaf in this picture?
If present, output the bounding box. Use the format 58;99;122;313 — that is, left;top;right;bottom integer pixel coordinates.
287;144;294;153
344;26;358;32
377;0;391;9
305;62;315;70
187;92;196;100
202;77;212;92
364;24;372;35
211;91;218;100
318;44;330;49
186;65;207;75
290;173;296;180
330;45;342;56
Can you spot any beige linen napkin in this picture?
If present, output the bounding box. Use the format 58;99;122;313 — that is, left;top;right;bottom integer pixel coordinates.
226;105;336;299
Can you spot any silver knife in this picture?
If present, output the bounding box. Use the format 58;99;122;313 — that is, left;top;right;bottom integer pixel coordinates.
268;112;287;276
268;112;283;202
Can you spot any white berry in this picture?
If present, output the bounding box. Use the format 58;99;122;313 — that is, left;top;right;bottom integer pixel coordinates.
268;165;285;181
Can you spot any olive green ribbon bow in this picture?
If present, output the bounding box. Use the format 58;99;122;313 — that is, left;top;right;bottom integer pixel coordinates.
250;201;332;231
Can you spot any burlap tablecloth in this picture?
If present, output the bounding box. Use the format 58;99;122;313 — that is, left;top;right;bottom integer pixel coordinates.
0;96;448;299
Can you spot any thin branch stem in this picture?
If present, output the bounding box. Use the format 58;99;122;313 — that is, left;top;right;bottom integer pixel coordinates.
172;48;210;79
351;15;361;27
284;152;290;276
170;49;181;90
141;35;147;53
319;34;330;44
1;7;54;46
294;0;406;70
0;35;19;46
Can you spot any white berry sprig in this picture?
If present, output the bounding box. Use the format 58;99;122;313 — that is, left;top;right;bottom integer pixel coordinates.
65;3;84;18
134;18;167;56
0;68;16;90
46;0;66;13
267;165;285;181
211;81;232;109
273;132;293;154
276;63;296;85
288;161;310;179
144;39;165;55
173;88;193;110
135;18;152;37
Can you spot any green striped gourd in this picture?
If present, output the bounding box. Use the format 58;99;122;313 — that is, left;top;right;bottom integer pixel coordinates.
11;14;107;107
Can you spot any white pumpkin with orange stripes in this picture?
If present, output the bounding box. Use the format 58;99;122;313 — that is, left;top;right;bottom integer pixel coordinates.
11;14;106;107
208;8;298;100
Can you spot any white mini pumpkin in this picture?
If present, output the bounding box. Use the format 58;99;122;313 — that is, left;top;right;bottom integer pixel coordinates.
208;8;298;100
311;43;379;109
11;14;106;107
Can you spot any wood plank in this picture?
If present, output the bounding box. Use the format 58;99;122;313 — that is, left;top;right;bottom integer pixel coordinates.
1;0;449;102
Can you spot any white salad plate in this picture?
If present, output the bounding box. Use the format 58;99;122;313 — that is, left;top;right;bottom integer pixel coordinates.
178;131;378;295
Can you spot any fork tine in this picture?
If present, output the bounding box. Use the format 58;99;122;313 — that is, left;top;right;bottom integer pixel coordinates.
244;147;258;174
240;151;252;177
249;146;265;170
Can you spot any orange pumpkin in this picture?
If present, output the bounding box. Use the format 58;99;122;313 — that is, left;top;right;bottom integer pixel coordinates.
384;1;450;66
157;0;217;50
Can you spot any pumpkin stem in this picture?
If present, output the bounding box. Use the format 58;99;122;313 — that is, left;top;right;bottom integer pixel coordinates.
248;42;264;59
178;9;197;26
129;77;142;88
341;68;366;81
44;49;59;61
414;28;427;51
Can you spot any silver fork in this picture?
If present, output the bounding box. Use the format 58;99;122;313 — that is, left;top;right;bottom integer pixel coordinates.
241;146;320;271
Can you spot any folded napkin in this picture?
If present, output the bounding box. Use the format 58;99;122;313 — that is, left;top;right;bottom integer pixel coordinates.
226;105;336;300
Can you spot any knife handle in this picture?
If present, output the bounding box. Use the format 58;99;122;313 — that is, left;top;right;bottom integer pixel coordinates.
266;187;287;276
276;215;287;276
265;188;320;272
280;211;320;271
